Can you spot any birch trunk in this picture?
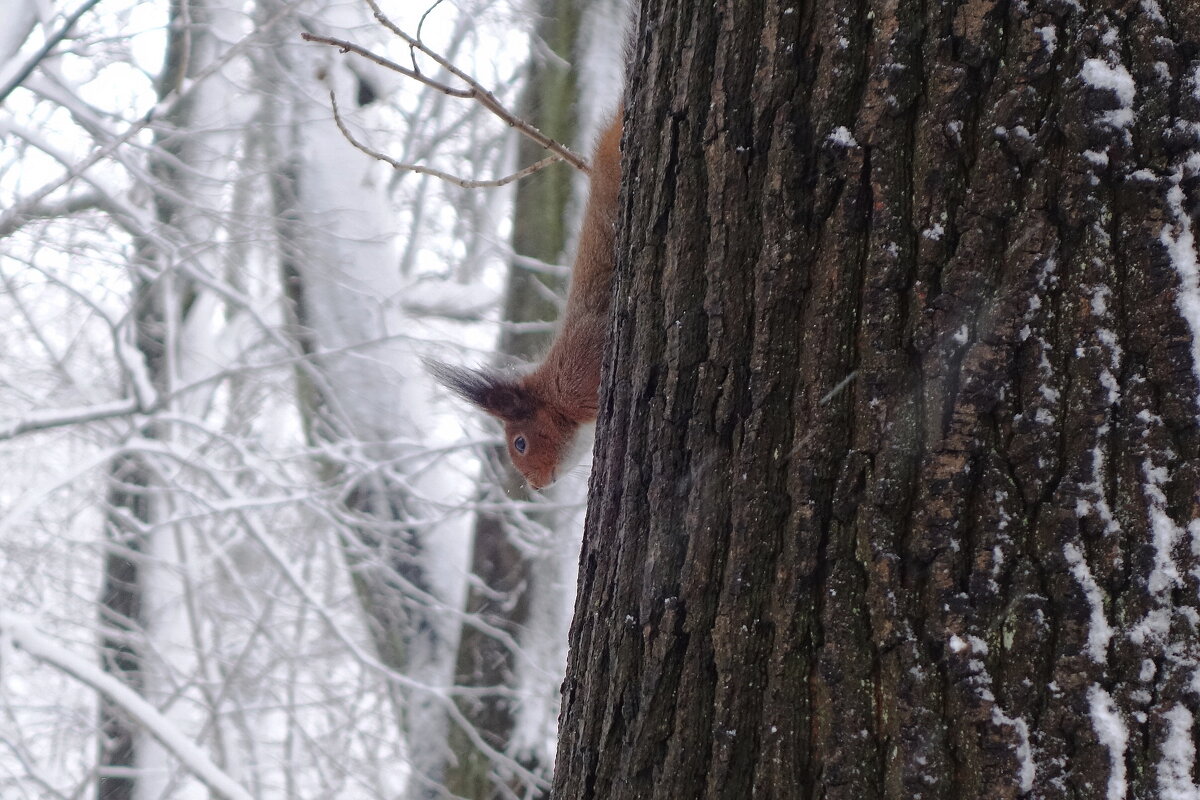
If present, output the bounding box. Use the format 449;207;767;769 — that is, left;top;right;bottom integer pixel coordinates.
98;1;247;796
257;3;472;795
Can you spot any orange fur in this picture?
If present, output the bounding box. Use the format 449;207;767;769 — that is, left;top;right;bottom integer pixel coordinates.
431;110;622;489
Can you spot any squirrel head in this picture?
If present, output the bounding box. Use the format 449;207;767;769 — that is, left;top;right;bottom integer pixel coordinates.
427;361;578;490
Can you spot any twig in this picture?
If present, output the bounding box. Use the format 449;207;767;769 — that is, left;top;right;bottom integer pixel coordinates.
329;91;562;188
0;1;297;239
299;32;473;98
0;399;140;441
0;190;100;238
364;0;587;170
300;15;589;173
415;0;448;56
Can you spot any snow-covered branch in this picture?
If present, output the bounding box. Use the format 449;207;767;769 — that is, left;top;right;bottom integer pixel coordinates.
0;615;254;800
0;0;107;105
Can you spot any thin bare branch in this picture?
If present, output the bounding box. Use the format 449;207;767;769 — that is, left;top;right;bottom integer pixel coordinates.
300;18;589;173
299;32;473;98
0;1;299;239
416;0;449;50
0;190;101;238
329;91;562;188
0;399;141;441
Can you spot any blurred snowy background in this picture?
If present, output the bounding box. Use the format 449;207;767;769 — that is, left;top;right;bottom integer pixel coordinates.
0;0;625;797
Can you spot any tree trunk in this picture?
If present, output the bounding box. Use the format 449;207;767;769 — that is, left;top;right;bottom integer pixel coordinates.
553;1;1200;798
97;455;152;800
259;5;473;796
96;0;208;792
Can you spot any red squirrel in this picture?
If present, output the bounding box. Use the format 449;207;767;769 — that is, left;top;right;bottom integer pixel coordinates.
429;111;622;490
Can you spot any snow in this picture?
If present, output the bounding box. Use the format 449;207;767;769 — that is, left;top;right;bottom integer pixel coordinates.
1080;59;1136;131
1081;60;1135;106
1143;458;1184;594
1141;0;1166;22
1064;542;1113;662
828;126;857;148
1161;181;1200;418
1159;705;1200;800
1077;435;1121;536
947;119;963;145
992;706;1036;792
1130;607;1172;646
1088;684;1128;800
1035;25;1057;55
1085;284;1124;409
0;614;254;800
951;631;1036;790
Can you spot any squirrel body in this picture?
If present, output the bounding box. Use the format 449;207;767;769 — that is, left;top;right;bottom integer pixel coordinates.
431;110;622;489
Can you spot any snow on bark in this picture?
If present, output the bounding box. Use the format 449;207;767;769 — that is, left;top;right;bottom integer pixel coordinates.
1080;59;1136;122
1159;704;1200;800
1161;173;1200;420
1063;542;1113;662
0;614;253;800
1142;458;1185;596
827;126;858;148
947;632;1038;791
1088;684;1128;800
990;706;1035;794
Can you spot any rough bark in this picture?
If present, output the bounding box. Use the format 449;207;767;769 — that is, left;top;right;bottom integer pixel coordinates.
553;1;1200;798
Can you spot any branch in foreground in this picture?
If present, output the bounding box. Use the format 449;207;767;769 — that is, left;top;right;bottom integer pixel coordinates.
329;92;562;188
0;0;107;106
299;30;589;173
0;191;101;238
0;398;140;442
0;614;254;800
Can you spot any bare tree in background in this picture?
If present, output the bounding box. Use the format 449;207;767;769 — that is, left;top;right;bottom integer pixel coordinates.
257;2;479;795
96;0;251;796
0;1;548;798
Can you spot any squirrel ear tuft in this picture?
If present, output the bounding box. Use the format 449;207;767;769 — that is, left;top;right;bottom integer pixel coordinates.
424;359;536;421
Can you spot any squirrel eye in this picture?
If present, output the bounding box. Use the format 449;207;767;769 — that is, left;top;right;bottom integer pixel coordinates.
513;435;527;454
